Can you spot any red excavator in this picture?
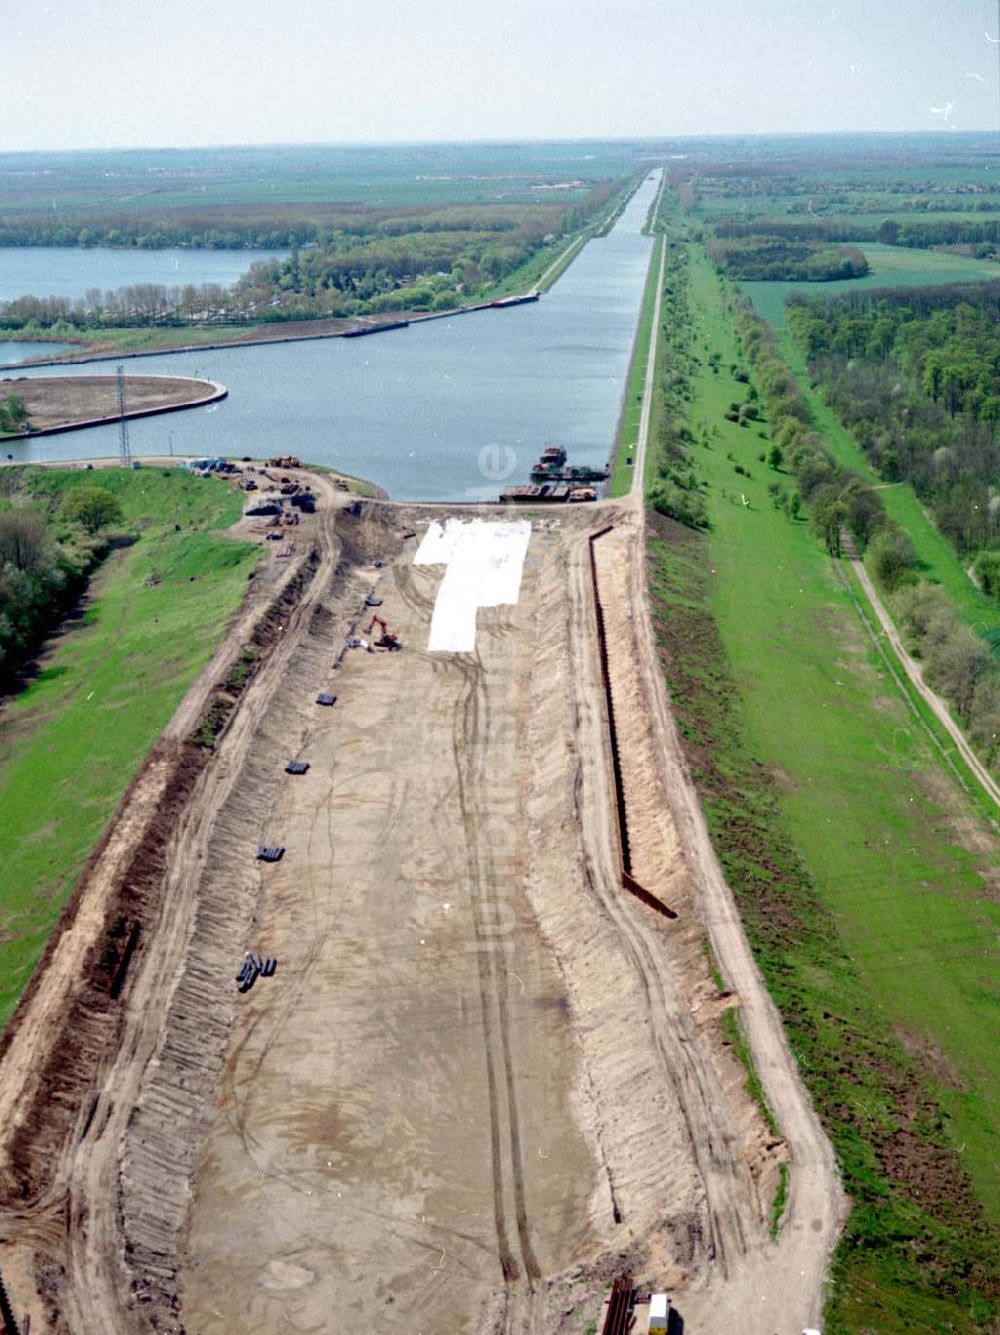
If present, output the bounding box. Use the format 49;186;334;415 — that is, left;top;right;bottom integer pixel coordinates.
366;614;401;651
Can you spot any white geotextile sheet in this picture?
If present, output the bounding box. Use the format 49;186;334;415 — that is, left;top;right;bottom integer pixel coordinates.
413;518;532;652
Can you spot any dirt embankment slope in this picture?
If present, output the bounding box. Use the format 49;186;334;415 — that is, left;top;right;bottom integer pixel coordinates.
0;374;225;436
0;492;841;1335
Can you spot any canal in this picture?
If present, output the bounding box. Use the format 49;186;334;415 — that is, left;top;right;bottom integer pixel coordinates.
3;172;660;502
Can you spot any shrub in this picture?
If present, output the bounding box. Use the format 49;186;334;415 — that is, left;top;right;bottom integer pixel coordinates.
649;480;708;529
867;527;917;593
59;485;123;535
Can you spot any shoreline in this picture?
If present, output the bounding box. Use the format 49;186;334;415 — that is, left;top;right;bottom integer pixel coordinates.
0;179;644;375
0;377;228;440
0;453;388;501
0;293;541;373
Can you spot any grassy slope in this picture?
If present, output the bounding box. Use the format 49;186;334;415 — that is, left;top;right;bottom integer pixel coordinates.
653;246;998;1329
0;468;259;1029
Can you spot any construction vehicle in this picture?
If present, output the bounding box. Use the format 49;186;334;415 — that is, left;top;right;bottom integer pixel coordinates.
366;614;401;651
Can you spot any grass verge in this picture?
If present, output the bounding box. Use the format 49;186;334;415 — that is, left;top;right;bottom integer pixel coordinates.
0;467;259;1030
770;1162;789;1242
611;237;662;496
719;1006;780;1139
645;239;1000;1330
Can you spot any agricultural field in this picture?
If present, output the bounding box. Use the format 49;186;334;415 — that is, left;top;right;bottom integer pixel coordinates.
0;467;259;1029
646;239;999;1329
742;244;1000;329
684;132;1000;224
0;141;656;216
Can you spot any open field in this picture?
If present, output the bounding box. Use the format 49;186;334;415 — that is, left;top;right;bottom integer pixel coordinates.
0;374;223;433
0;480;844;1335
685;133;1000;223
0;467;260;1031
0;142;654;216
742;244;1000;329
657;245;1000;1327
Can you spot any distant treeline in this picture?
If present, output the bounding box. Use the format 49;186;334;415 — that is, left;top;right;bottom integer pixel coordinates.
788;282;1000;562
1;284;238;331
716;215;1000;257
0;194;609;251
0;217;309;250
708;236;869;281
235;181;621;314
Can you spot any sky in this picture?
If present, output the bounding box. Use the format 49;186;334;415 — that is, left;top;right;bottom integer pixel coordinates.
3;0;1000;151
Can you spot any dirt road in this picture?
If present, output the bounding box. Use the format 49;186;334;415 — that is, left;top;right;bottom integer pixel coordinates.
630;234;666;498
845;539;1000;810
624;224;844;1328
0;485;843;1332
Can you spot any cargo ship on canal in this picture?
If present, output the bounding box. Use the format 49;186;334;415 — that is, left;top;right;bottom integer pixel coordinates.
529;445;609;483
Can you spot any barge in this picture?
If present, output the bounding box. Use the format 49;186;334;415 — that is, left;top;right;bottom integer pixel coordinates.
500;483;597;505
529;444;609;484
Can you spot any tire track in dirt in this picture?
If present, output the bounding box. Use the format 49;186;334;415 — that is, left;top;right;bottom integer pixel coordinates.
613;500;845;1331
450;649;542;1296
49;479;349;1334
597;527;764;1275
451;654;519;1286
224;765;409;1171
198;582;500;1295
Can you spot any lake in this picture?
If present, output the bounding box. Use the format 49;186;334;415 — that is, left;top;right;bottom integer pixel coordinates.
0;341;72;364
0;247;286;303
2;173;660;502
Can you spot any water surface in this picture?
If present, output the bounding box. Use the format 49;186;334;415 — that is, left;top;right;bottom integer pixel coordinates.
0;341;73;364
4;174;660;501
0;247;286;303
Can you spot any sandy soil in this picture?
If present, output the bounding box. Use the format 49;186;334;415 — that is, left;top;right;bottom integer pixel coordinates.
0;485;843;1334
0;374;223;432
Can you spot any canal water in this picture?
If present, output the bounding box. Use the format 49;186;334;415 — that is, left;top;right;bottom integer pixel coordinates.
2;173;660;502
0;247;286;303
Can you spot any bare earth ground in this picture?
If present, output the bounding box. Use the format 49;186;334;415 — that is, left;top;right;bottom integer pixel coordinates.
0;483;842;1334
0;375;222;432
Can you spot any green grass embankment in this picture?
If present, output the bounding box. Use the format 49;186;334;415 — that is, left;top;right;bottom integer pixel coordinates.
0;468;259;1030
608;226;662;499
611;238;662;496
648;244;999;1331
